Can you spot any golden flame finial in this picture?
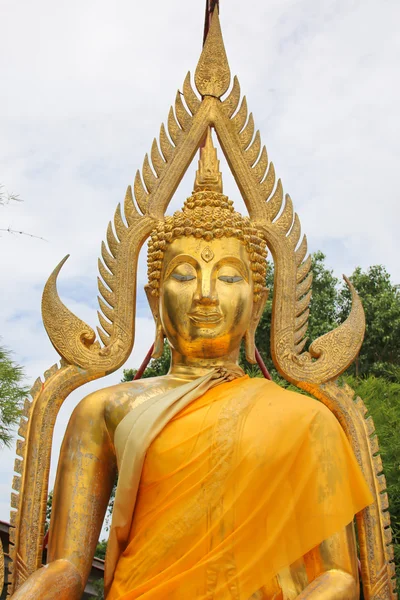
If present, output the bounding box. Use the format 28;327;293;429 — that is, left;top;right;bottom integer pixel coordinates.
194;128;223;193
195;8;230;98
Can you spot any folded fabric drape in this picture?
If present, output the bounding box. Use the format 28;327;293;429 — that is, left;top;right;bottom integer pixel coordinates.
106;375;372;600
105;366;243;593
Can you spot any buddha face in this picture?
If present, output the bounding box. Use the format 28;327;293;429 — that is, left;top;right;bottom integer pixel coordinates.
158;236;255;359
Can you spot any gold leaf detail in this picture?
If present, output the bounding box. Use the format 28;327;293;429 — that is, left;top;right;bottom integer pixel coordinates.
266;179;283;221
44;364;58;380
295;309;310;331
159;123;174;161
98;312;113;337
17;420;27;439
294;322;308;344
252;147;268;181
98;278;115;308
134;170;149;214
296;272;313;300
245;130;261;167
14;459;23;475
175;91;191;130
98;259;114;291
239;113;255;149
106;222;118;258
167;106;183;146
150;139;166;178
183;72;200;115
287;214;301;249
97;326;110;347
123;185;139;227
275;194;294;234
98;297;113;323
297;255;312;283
222;76;241;117
232;97;248;132
12;476;21;493
194;128;222;193
30;378;42;398
296;290;312;316
22;398;31;419
101;241;116;272
142;154;157;193
295;338;308;354
16;440;25;459
194;9;230;98
260;163;276;203
114;204;128;242
296;236;308;267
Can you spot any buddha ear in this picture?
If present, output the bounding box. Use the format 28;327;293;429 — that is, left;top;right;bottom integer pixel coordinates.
145;284;159;321
244;288;269;364
145;285;164;358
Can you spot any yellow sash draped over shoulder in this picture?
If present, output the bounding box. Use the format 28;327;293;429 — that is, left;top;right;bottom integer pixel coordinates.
107;376;372;600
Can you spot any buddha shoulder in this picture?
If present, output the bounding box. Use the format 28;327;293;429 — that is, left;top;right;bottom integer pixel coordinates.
68;377;176;443
98;375;190;441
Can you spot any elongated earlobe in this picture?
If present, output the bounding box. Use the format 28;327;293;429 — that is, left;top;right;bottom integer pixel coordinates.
145;284;165;358
244;329;256;364
152;319;165;358
245;288;269;364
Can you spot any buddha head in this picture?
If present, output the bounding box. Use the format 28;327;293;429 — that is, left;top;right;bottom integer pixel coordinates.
145;129;268;365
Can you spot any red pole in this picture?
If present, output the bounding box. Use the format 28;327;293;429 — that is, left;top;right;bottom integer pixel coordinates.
203;0;219;46
133;343;154;380
255;346;272;380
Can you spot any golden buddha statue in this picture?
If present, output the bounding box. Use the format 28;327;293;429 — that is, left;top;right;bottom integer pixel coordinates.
6;8;396;600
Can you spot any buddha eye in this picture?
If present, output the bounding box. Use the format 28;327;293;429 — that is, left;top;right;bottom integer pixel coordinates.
218;275;243;284
171;273;196;282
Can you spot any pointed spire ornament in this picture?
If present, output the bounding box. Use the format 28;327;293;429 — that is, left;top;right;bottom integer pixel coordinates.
194;128;223;193
195;8;230;98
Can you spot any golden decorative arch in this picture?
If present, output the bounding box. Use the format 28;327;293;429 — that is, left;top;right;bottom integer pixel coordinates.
8;10;396;599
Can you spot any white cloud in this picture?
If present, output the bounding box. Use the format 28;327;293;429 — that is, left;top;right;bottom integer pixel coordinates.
0;0;399;527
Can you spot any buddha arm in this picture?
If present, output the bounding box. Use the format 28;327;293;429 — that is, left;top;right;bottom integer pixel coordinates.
298;523;359;599
11;391;117;599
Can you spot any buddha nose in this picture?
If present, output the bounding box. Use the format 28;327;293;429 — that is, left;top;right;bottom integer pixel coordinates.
195;275;218;306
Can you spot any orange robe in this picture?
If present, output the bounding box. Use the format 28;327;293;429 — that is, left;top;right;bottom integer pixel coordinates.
107;376;372;599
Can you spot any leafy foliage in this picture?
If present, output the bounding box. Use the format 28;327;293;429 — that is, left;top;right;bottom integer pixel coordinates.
0;345;26;447
339;265;400;377
94;539;107;560
90;577;105;599
344;374;400;568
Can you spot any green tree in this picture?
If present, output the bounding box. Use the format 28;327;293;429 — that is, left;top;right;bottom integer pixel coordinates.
307;251;339;341
91;578;104;599
344;374;400;566
0;345;26;447
94;539;107;560
339;265;400;377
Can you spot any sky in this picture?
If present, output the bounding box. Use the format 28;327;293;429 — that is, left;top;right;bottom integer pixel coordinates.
0;0;399;529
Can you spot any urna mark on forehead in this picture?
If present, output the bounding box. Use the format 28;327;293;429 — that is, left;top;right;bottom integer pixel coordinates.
161;235;252;275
